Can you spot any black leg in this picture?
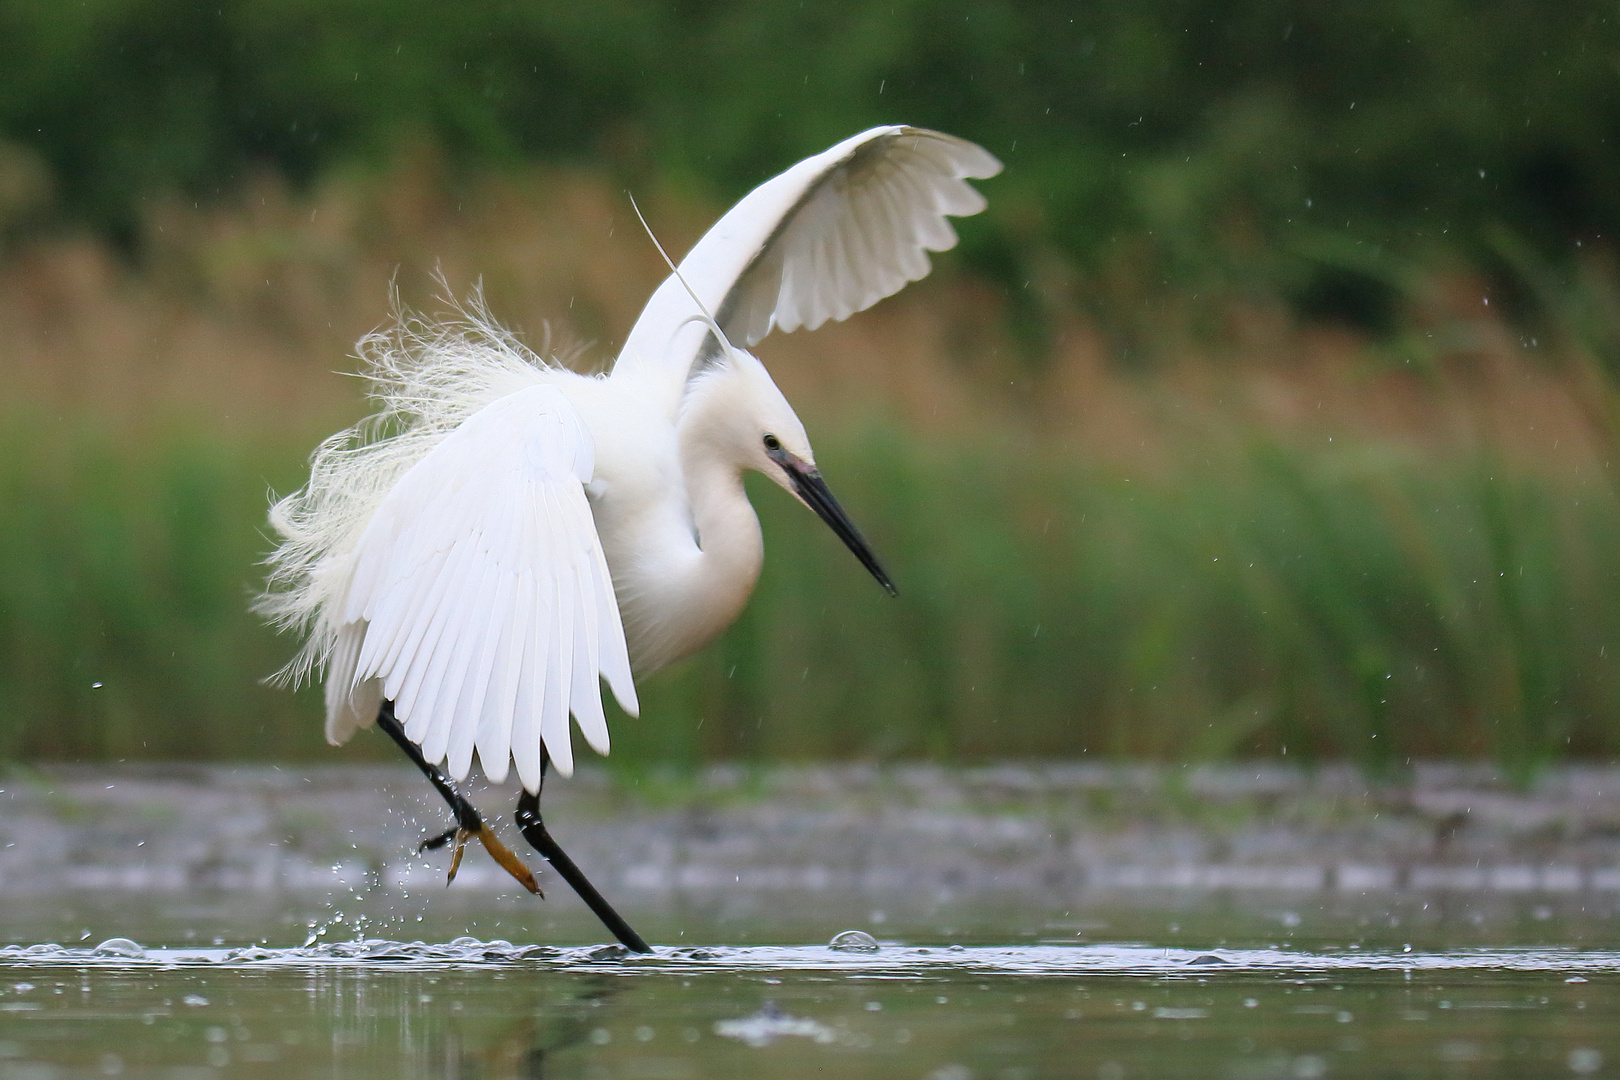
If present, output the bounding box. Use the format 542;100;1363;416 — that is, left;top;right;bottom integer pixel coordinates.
515;756;651;953
376;700;541;895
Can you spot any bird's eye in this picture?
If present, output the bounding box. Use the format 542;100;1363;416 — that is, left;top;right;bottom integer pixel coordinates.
762;433;781;452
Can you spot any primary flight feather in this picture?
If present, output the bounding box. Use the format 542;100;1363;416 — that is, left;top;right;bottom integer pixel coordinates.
260;124;1001;792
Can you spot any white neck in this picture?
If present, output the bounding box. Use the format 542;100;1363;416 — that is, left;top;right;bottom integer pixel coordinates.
606;422;763;674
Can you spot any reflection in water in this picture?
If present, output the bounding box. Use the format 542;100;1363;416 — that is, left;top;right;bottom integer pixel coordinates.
5;764;1620;1074
0;941;1614;1078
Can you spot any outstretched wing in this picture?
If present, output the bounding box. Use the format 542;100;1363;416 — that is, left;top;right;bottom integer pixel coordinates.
325;383;637;789
613;125;1001;413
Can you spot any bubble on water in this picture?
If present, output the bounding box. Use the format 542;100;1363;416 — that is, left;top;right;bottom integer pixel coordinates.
828;930;879;952
182;994;209;1007
92;938;145;959
930;1066;974;1080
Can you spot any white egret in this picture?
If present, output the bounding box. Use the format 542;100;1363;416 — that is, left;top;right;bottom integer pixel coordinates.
259;125;1001;950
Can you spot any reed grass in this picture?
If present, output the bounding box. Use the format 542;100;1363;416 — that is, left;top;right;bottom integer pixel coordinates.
0;156;1612;771
2;407;1615;770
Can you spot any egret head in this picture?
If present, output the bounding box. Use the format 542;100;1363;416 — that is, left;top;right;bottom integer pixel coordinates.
686;346;896;596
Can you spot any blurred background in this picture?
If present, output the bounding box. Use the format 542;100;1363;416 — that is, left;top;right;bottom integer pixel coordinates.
1;0;1618;772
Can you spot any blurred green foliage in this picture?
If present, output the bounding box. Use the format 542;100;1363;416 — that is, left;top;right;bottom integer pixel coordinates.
2;2;1616;768
0;418;323;760
1;0;1617;327
3;414;1616;768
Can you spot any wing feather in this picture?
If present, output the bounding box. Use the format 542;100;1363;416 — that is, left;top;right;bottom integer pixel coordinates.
414;540;490;760
449;552;507;781
324;622;364;727
851;184;903;297
356;539;442;684
324;383;634;791
612;126;999;415
512;545;549;791
474;565;524;784
432;547;497;772
392;535;472;726
544;492;577;778
564;490;610;757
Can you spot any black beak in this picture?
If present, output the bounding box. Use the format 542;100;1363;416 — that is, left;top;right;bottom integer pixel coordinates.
768;446;896;596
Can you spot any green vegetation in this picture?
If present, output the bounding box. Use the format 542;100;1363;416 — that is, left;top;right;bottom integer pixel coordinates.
0;418;321;760
636;432;1620;771
3;412;1616;768
2;0;1617;768
1;0;1617;338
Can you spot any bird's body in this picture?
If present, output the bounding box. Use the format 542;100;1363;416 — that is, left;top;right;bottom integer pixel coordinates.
532;357;772;675
258;125;998;942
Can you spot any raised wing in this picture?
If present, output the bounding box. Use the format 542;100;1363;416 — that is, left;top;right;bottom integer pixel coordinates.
324;383;637;789
613;126;1000;413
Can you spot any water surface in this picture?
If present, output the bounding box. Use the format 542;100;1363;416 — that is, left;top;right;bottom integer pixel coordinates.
5;763;1620;1076
0;939;1615;1078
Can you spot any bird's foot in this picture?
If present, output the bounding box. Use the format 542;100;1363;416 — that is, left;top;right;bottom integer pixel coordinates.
420;823;542;896
376;703;542;896
418;827;457;853
475;821;543;896
446;828;471;883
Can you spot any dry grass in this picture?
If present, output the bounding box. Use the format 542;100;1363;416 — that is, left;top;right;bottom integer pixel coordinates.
0;144;1606;474
2;148;1616;767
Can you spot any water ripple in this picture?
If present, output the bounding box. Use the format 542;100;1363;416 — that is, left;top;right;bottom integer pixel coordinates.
0;938;1617;976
